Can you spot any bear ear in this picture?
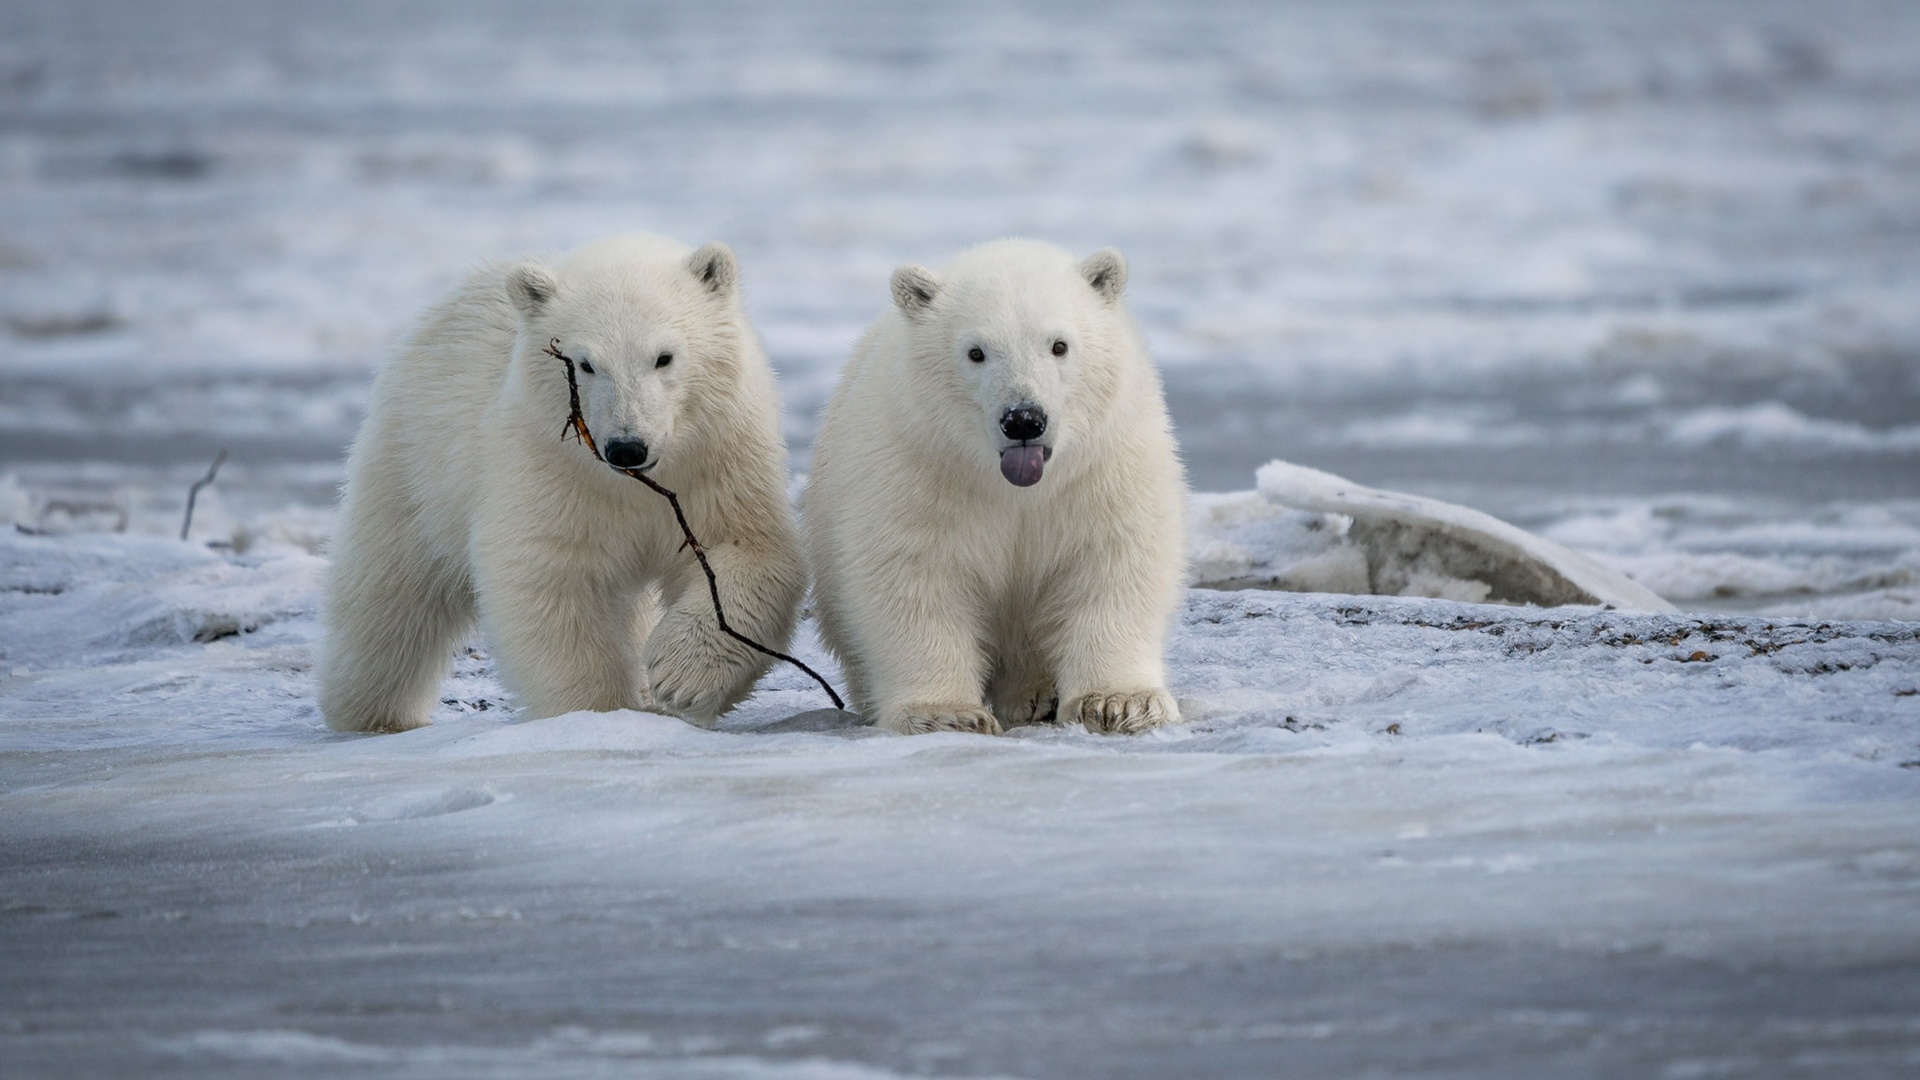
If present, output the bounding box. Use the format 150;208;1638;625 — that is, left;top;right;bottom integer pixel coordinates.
687;242;738;297
1080;248;1128;303
505;262;559;319
890;264;940;317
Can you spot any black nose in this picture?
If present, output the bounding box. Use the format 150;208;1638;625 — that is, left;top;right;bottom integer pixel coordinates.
603;438;650;470
1000;405;1047;442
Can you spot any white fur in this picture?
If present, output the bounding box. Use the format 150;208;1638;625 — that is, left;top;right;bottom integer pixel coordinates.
320;234;804;733
804;239;1188;736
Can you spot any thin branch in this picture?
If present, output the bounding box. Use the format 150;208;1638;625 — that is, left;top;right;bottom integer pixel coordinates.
180;449;228;542
543;340;844;710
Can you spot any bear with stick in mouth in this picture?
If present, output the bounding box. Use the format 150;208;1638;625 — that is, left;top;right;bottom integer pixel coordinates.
321;234;804;733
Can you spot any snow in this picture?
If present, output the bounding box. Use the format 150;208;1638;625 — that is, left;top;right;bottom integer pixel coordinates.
5;523;1919;1076
4;0;1920;1075
1666;402;1920;453
1240;460;1675;610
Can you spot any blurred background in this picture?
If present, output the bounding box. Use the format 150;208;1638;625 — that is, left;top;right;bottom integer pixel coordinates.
1;0;1916;618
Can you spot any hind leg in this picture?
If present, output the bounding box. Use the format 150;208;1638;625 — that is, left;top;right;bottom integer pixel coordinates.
991;678;1058;727
320;495;475;734
987;621;1057;727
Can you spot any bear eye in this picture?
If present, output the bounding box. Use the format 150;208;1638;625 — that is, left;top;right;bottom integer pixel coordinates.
1051;340;1068;357
967;346;986;363
655;352;673;369
578;357;595;375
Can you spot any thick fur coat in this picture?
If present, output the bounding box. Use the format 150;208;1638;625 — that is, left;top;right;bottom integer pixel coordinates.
804;239;1187;735
321;234;804;733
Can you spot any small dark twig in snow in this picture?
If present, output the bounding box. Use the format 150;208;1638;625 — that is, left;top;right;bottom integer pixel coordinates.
543;340;844;710
180;449;228;542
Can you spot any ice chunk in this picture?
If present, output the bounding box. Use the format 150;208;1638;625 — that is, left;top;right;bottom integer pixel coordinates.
1251;461;1675;612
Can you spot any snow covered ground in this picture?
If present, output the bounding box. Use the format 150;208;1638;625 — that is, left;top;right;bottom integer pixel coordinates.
3;529;1918;1077
3;0;1919;1076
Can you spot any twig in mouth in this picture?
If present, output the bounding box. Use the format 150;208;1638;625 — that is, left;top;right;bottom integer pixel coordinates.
180;449;228;542
542;339;844;710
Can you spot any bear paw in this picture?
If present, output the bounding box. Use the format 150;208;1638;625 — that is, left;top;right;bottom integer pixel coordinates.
1071;688;1179;735
646;661;731;726
882;704;1003;736
643;620;744;726
994;685;1059;727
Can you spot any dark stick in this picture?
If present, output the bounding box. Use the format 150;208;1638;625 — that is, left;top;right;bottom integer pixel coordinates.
543;340;845;710
180;449;228;542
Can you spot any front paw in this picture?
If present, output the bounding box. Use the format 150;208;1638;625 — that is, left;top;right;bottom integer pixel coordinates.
643;620;743;725
993;684;1059;727
879;703;1003;736
1071;688;1179;735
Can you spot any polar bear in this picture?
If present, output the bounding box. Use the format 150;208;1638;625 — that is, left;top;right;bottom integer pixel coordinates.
803;239;1187;736
320;234;805;733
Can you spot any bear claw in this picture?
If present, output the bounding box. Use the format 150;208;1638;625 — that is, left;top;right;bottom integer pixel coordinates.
994;685;1059;727
885;705;1003;736
1072;689;1178;735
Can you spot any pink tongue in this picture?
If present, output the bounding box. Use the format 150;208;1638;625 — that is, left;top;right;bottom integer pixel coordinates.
1000;445;1046;487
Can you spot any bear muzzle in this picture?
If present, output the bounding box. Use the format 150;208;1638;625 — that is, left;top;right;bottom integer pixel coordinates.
997;404;1051;487
602;437;654;472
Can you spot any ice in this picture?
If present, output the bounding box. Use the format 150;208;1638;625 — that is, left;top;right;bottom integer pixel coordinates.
1223;460;1676;610
1666;402;1920;452
5;520;1920;1076
4;0;1920;1074
1537;496;1920;619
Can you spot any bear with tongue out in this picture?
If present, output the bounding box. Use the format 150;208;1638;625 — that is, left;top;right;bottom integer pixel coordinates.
803;239;1188;735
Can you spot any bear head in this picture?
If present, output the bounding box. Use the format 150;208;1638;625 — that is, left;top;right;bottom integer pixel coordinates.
506;234;743;475
890;239;1129;489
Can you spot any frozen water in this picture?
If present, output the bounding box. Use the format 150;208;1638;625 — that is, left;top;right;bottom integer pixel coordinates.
4;0;1917;615
1206;460;1677;610
3;529;1919;1076
3;0;1920;1075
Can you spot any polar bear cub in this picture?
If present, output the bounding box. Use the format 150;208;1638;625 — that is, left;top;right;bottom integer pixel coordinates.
320;234;805;733
804;239;1187;735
